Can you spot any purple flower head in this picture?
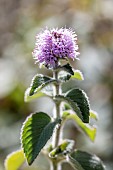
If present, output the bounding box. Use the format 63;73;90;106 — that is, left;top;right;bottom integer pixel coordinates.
33;28;80;69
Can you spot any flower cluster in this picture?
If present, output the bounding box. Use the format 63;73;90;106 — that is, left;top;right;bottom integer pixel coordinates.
33;28;79;68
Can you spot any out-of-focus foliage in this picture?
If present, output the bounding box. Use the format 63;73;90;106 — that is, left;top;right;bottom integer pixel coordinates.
0;0;113;169
5;150;25;170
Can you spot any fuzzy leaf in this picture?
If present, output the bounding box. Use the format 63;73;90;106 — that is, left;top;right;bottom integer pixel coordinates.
58;71;71;82
25;74;56;102
56;95;83;121
5;150;25;170
58;63;74;82
71;70;84;80
90;110;99;121
69;150;105;170
29;74;55;95
58;66;84;82
63;111;96;141
21;112;61;165
63;103;71;111
65;88;90;123
61;63;74;75
24;88;46;102
49;139;74;158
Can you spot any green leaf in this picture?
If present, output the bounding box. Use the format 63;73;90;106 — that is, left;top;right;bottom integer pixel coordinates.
49;139;74;158
41;84;54;96
63;103;71;111
69;150;105;170
63;111;96;141
56;95;83;121
90;110;99;121
5;150;25;170
21;112;61;165
69;154;84;170
29;74;55;95
71;70;84;80
61;63;74;75
58;65;84;82
65;88;90;123
24;88;46;102
57;63;74;82
58;71;71;82
24;74;56;102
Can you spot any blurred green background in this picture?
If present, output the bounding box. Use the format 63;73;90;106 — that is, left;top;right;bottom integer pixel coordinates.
0;0;113;169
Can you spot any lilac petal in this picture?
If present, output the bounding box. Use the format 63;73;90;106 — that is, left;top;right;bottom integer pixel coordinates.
32;28;80;69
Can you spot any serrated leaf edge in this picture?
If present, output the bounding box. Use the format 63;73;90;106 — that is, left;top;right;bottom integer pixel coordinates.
56;95;83;121
63;110;97;141
20;113;61;165
69;150;106;170
65;88;90;123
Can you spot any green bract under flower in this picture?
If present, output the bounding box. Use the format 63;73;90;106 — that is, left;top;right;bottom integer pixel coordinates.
32;28;80;69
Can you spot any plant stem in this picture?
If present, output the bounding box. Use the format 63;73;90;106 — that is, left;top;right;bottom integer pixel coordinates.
51;70;62;170
51;161;61;170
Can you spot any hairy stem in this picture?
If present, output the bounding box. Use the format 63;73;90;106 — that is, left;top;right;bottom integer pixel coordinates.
51;70;62;170
50;161;61;170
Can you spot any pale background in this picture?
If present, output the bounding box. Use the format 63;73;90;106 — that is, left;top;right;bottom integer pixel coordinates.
0;0;113;169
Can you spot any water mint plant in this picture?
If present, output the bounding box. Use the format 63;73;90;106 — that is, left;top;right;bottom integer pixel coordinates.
5;28;105;170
